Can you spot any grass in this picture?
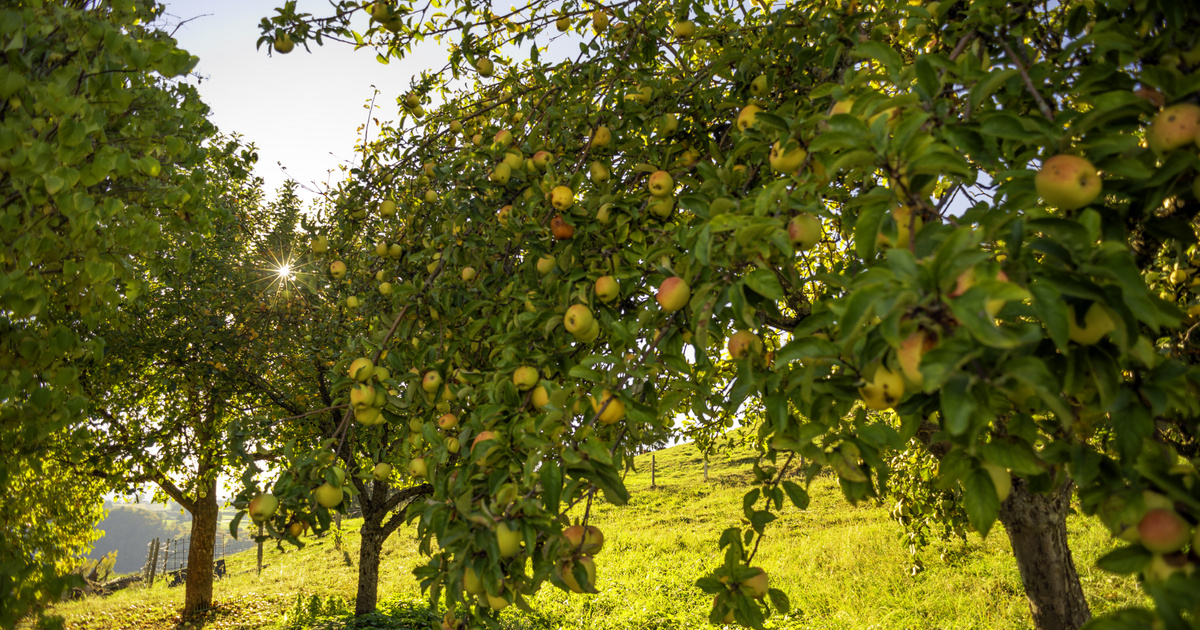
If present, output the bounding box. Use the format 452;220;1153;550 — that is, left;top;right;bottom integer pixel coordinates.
43;439;1146;629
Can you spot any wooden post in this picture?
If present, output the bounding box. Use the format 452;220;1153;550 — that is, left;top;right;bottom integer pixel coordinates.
704;459;708;482
159;539;170;582
335;512;342;550
147;537;160;588
256;523;264;577
651;454;656;488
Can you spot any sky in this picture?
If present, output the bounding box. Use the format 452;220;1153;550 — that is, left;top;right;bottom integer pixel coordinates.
161;0;449;203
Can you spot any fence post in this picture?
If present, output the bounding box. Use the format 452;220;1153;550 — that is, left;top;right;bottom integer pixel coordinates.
651;454;656;488
256;523;264;577
704;459;708;482
147;537;160;588
159;539;170;584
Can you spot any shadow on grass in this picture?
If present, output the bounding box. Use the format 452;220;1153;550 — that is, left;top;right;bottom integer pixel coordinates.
288;596;442;630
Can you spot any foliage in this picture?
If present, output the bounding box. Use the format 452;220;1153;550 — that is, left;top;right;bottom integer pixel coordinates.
243;0;1200;626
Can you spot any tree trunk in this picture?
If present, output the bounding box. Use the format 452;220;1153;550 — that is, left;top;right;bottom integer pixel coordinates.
998;478;1091;630
354;515;386;616
182;477;218;615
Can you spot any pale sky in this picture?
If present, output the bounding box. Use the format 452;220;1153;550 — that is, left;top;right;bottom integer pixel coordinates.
162;0;449;202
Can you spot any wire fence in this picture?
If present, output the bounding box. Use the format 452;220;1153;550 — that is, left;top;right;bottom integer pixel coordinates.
142;533;243;588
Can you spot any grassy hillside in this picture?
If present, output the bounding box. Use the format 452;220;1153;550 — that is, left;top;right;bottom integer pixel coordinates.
45;439;1145;629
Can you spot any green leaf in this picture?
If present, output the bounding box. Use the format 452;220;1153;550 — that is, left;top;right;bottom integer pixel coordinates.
963;468;999;537
743;269;784;301
540;459;561;514
781;480;809;510
1095;545;1152;575
940;374;976;436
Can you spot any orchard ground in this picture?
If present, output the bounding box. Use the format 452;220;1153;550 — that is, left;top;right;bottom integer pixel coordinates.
46;438;1143;629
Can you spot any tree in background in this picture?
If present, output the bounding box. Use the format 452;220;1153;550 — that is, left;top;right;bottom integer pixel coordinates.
0;0;219;622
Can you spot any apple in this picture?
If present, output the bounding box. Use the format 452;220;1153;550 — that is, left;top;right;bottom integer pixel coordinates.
492;128;513;148
471;430;496;453
1147;103;1200;154
647;170;674;197
314;483;343;508
673;20;695;39
590;390;625;424
858;365;904;410
446;437;461;453
388;243;402;259
437;413;458;430
713;596;735;623
356;408;384;426
350;384;376;410
349;357;374;381
592;9;608;33
770;141;806;173
564;304;594;334
459;266;477;284
423;190;437;204
471;133;482;147
656;277;691;311
558;556;597;593
312;236;328;254
423;370;443;394
564;524;604;554
474;57;494;76
330;260;347;279
536;255;556;275
463;567;485;595
248;493;278;523
736;104;762;131
660;113;678;135
1138;509;1192;553
379;282;392;296
372;462;392;481
287;521;307;538
590;126;612;148
346;296;359;309
501;152;523;172
742;567;768;599
647;196;674;219
982;463;1011;502
272;33;295;54
727;330;763;359
378;199;396;217
513;366;539;390
496;522;523;557
496;204;512;226
556;15;570;31
897;331;926;387
596;203;613;224
1035;154;1102;210
786;214;823;252
595;276;619;302
532;150;553;169
408;457;427;478
449;119;463;134
590;160;610;183
490;162;511;185
575;319;600;343
551;215;575;239
373;366;391;383
1068;302;1116;345
831;99;854;115
551;185;575;210
522;385;548;411
484;593;509;611
750;74;768;97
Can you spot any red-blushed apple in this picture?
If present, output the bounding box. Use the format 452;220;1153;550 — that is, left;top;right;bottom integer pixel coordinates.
348;357;374;381
558;555;597;593
859;365;904;410
422;370;443;394
736;103;762;131
564;304;594;334
437;413;458;430
532;150;553;169
727;330;763;359
248;493;278;523
471;430;496;453
550;215;575;239
314;483;343;508
656;277;691;311
770;141;806;173
590;389;625;424
1068;302;1116;345
788;214;822;251
1035;155;1102;210
1138;509;1192;553
330;260;347;279
647;170;674;197
551;185;574;210
496;521;523;557
1147;103;1200;154
564;524;604;554
595;276;619;302
513;366;539;390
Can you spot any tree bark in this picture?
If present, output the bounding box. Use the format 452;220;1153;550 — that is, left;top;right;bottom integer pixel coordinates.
354;515;386;616
182;475;218;615
998;478;1091;630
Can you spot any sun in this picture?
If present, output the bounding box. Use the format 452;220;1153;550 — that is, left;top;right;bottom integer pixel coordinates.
276;263;294;282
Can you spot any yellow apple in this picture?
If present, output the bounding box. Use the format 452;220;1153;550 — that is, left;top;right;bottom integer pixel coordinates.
897;331;927;387
551;185;574;210
647;170;674;197
1147;103;1200;154
736;103;763;132
590;390;625;424
372;462;392;481
461;267;477;282
595;276;619;302
463;567;485;595
513;366;539;390
1035;154;1102;210
770;141;806;174
727;330;763;359
858;365;904;410
742;568;768;599
490;162;511;185
350;384;376;410
348;357;374;381
437;413;458;430
1067;302;1116;345
314;483;343;508
564;304;594;334
531;385;550;410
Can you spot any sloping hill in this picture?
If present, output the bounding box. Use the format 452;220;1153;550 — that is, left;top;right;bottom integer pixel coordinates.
47;439;1143;629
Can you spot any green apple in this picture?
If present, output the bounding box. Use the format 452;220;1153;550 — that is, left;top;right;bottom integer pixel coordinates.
378;199;396;216
590;160;610;183
647;196;674;219
346;296;359;309
463;567;485;595
858;365;904;410
1147;103;1200;154
372;462;392;481
248;493;278;523
770;141;806;173
1035;154;1101;210
564;304;594;334
727;330;763;359
742;568;768;599
423;370;443;394
379;282;392;295
736;104;762;132
388;243;402;259
574;319;600;343
423;190;437;204
590;126;612;148
350;384;376;410
513;366;539;390
348;357;374;381
647;170;674;197
536;255;556;275
490;162;511;185
595;276;619;302
1067;302;1116;345
474;57;494;76
559;556;596;593
531;385;550;409
556;15;570;31
673;20;696;39
408;457;427;478
461;267;477;282
750;74;768;97
656;277;691;311
496;522;523;557
551;185;574;210
660;113;678;135
502;151;523;170
330;260;347;279
355;407;382;425
314;483;343;509
484;593;509;611
592;9;609;33
273;34;294;54
312;235;328;254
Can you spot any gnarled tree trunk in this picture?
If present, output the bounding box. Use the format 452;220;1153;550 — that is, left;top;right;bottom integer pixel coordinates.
355;515;386;616
998;478;1091;630
183;475;218;614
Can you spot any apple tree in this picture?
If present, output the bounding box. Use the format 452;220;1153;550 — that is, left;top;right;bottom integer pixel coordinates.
251;0;1200;629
